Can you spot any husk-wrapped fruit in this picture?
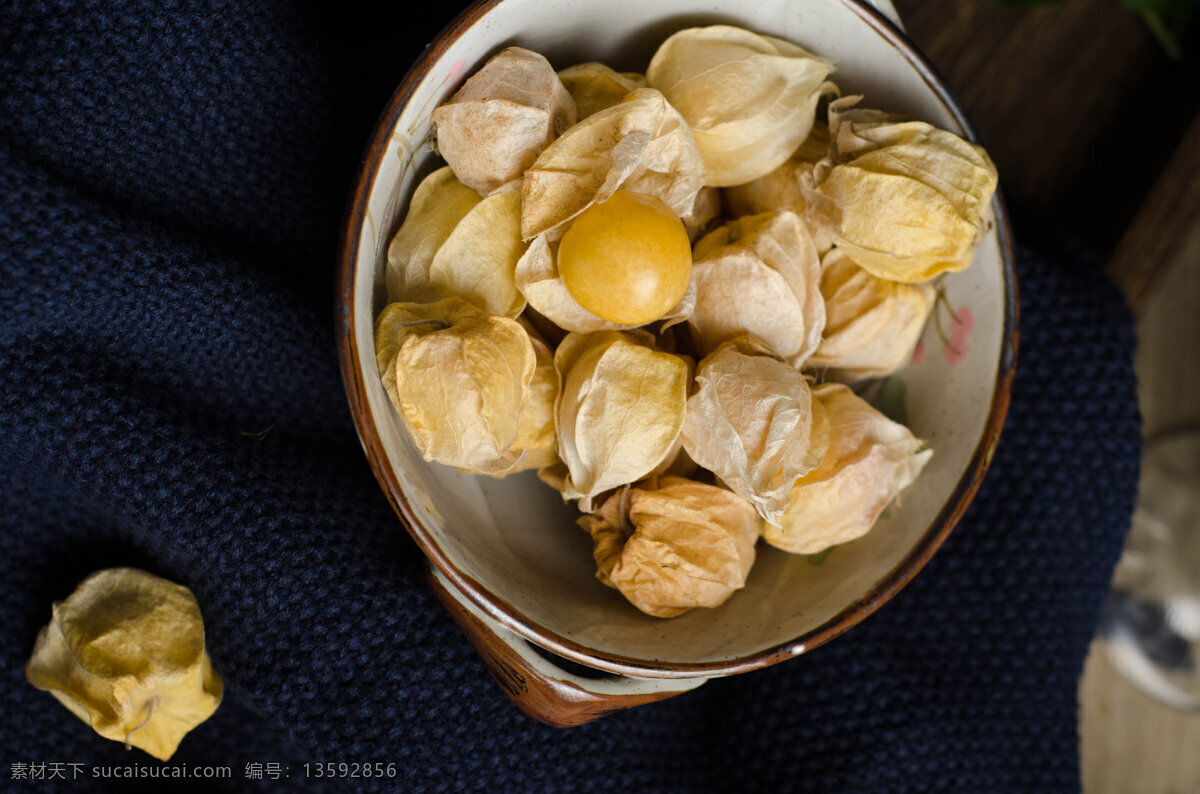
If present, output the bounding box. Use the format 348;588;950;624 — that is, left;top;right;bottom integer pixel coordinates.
557;62;646;119
385;166;526;317
25;568;222;761
375;298;535;476
580;477;764;617
765;384;931;554
809;249;936;381
723;122;831;247
681;335;830;526
687;211;825;366
508;318;560;472
802;96;998;282
554;331;689;510
432;47;576;195
647;25;836;187
521;87;704;239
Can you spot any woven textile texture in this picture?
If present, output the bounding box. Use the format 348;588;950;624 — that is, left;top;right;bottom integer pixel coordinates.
0;2;1139;792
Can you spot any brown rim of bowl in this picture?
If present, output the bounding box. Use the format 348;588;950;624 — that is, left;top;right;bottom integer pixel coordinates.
336;0;1019;679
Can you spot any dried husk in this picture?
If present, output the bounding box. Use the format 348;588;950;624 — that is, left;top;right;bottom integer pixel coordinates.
687;211;825;366
385;167;479;298
809;248;936;381
506;318;560;472
681;335;831;526
802;96;998;283
25;568;222;762
385;167;527;317
558;62;646;119
654;440;701;480
646;26;836;187
514;229;696;333
580;477;764;617
555;331;690;510
520;88;704;239
794;120;833;162
374;297;535;476
724;122;830;237
724;157;810;220
534;440;687;494
536;461;570;492
432;47;577;195
765;383;932;554
684;186;722;242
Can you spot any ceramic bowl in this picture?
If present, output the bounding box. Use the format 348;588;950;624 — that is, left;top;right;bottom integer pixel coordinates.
336;0;1017;725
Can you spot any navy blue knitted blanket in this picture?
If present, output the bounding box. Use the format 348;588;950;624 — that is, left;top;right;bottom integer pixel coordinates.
0;2;1140;791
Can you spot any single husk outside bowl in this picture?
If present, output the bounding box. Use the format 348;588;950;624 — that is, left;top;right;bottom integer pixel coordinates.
336;0;1017;680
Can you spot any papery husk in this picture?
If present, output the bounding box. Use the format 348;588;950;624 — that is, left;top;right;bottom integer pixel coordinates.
555;331;689;510
724;157;810;220
723;122;830;241
682;335;830;526
794;120;833;162
505;318;560;473
809;248;936;381
374;298;535;476
765;383;932;554
385;167;527;317
25;568;222;762
536;461;569;492
687;211;825;366
385;167;479;299
684;186;722;242
650;319;693;357
579;477;763;618
432;47;577;195
558;62;646;119
801;96;998;283
646;26;836;187
514;229;696;333
655;441;701;480
520;88;704;239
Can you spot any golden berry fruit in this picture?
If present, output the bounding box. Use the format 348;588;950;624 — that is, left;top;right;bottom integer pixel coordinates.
558;191;692;324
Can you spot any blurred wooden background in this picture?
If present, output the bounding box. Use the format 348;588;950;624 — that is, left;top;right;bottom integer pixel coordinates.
891;0;1200;789
893;0;1200;310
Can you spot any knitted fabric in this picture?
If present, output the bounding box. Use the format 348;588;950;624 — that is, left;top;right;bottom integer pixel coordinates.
0;2;1139;792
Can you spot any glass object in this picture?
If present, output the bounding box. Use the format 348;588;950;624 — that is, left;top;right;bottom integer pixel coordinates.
1100;428;1200;710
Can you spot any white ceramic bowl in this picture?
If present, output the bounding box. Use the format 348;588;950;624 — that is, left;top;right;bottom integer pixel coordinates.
337;0;1016;722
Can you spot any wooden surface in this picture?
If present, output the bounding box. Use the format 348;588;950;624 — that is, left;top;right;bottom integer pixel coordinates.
890;1;1200;789
893;0;1200;310
1107;113;1200;310
1081;642;1200;794
1079;227;1200;793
